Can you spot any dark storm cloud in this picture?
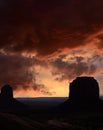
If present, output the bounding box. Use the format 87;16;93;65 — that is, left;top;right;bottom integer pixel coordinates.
0;0;103;56
0;54;34;89
33;84;54;95
50;56;97;81
0;53;51;94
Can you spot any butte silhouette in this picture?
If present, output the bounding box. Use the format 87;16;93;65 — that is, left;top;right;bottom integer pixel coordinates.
0;84;26;112
59;77;103;112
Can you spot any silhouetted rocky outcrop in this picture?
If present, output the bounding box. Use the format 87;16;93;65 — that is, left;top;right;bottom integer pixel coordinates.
69;77;99;103
59;77;103;113
1;84;13;99
0;84;27;112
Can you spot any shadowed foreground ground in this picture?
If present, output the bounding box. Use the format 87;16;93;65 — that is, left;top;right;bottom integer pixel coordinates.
1;110;103;130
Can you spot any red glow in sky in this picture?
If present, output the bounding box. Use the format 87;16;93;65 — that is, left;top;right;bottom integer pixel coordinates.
0;0;103;97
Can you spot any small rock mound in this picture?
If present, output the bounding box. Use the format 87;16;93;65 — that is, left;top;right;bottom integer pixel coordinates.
1;84;13;99
0;84;27;112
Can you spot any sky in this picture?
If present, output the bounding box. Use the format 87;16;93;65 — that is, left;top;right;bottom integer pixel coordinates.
0;0;103;97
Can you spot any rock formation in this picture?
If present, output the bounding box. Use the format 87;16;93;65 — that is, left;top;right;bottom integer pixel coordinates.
59;76;103;112
1;84;13;99
69;77;99;103
0;84;26;112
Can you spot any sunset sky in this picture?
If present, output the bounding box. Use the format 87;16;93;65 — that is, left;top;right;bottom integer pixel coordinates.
0;0;103;97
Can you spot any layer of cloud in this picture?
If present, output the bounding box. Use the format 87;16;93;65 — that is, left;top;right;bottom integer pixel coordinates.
1;0;103;96
50;55;97;81
0;0;103;57
0;53;52;95
0;54;34;88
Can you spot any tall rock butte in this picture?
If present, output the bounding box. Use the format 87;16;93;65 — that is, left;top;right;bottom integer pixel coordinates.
69;77;99;103
59;77;103;112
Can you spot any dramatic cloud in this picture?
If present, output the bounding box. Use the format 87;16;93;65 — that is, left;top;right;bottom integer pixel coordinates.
0;0;103;57
0;53;52;95
1;0;103;96
50;55;97;81
0;54;34;88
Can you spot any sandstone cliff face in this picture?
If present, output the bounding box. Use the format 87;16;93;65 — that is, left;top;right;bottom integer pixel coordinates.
69;77;99;103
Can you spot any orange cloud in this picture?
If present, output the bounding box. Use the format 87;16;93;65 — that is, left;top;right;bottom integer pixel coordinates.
0;0;103;57
0;0;103;96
